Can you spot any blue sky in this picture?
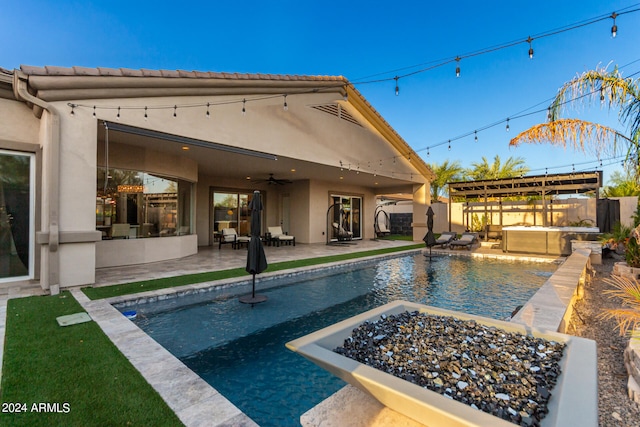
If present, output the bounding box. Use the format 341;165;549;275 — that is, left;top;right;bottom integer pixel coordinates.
3;0;639;184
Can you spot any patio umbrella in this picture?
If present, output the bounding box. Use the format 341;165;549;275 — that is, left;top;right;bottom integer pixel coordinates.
239;190;268;305
422;206;437;258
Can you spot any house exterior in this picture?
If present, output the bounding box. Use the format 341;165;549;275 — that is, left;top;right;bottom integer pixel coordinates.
0;65;434;292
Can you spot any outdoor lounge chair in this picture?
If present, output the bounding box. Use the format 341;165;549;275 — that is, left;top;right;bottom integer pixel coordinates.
332;222;353;241
448;232;478;250
434;231;457;248
219;228;251;249
268;226;295;246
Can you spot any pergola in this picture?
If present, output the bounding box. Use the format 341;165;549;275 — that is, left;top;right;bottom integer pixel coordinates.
447;171;603;232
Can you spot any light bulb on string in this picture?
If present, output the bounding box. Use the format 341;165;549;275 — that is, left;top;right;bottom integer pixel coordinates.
611;12;618;38
526;36;534;59
144;106;148;120
506;118;510;132
173;105;177;118
283;94;288;111
70;104;75;116
206;103;210;118
242;99;246;116
448;140;451;151
427;148;430;157
474;130;478;142
455;57;461;77
547;107;551;120
394;76;399;96
92;106;96;117
117;106;121;120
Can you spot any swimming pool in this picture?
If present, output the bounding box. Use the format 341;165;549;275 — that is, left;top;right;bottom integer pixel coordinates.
123;253;556;426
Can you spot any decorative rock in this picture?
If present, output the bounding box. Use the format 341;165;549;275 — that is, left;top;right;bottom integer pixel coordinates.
334;311;566;427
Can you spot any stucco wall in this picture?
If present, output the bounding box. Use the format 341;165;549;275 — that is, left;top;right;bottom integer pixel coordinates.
431;198;608;234
0;98;40;143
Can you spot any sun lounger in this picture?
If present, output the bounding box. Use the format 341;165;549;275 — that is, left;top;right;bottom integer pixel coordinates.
448;232;478;250
434;231;457;248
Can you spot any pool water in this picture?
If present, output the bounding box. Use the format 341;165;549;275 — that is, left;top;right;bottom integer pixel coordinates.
126;254;556;426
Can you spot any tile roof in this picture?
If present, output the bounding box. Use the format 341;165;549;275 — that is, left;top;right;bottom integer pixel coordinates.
19;65;347;82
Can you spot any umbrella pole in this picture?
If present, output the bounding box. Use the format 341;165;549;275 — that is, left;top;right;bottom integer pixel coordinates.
252;273;256;298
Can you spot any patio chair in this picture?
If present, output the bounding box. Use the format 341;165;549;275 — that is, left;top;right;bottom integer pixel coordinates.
332;222;353;241
219;228;251;249
268;226;295;246
448;232;479;250
434;231;457;248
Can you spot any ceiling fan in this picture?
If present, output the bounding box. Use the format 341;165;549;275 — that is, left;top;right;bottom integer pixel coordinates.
254;173;293;185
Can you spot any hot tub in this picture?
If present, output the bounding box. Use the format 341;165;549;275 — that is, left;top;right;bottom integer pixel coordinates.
502;226;600;256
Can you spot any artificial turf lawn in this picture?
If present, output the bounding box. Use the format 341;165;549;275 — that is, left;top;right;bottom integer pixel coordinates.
0;291;183;427
82;243;425;300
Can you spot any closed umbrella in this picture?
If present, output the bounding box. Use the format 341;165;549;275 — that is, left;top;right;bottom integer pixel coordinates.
239;190;268;305
422;206;437;259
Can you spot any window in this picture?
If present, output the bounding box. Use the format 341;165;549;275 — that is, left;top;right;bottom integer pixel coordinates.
97;168;192;239
0;150;35;281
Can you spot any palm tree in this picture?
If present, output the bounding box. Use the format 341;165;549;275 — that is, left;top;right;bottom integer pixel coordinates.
510;66;640;179
466;155;529;181
428;160;465;202
601;170;640;197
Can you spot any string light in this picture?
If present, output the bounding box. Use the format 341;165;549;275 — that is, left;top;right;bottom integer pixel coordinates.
116;106;120;120
64;6;638;128
283;94;288;111
547;107;551;120
206;102;210;118
144;106;148;120
526;36;534;59
448;140;451;151
242;99;246;115
394;76;399;96
70;104;75;116
505;118;510;132
474;130;478;142
92;106;96;117
173;105;177;118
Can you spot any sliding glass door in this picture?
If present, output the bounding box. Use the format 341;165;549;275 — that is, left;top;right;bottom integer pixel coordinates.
0;150;35;281
330;194;362;240
212;190;256;241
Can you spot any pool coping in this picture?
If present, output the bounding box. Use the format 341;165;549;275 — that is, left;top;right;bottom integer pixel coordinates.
70;249;564;427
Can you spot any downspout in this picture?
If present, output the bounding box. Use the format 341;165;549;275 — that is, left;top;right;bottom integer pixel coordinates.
13;71;61;294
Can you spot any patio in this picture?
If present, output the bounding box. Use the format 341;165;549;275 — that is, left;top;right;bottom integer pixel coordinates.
93;239;421;287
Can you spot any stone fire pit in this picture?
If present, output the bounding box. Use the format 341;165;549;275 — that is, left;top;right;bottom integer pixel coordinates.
286;300;597;427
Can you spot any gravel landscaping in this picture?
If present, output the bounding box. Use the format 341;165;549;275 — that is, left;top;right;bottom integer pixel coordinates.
569;255;640;427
